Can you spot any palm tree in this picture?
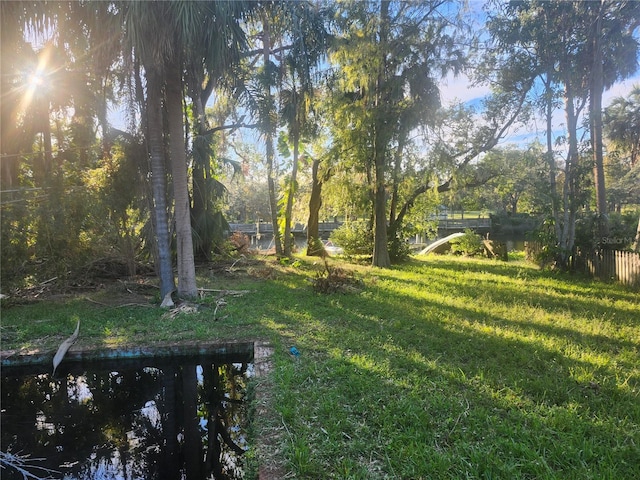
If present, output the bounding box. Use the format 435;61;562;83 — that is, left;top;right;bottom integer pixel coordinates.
604;86;640;251
243;2;327;258
585;1;640;242
604;86;640;169
165;53;197;298
123;2;177;299
0;1;126;275
279;2;329;256
124;1;254;299
260;9;284;257
183;1;252;261
280;82;305;257
0;2;82;183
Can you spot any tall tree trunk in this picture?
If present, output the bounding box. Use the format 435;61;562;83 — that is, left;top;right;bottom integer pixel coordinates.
306;156;324;256
187;65;217;262
372;133;390;267
34;99;53;183
263;16;283;256
544;75;562;242
165;57;197;298
372;0;391;268
283;124;299;257
146;67;175;299
557;84;581;270
590;0;608;243
389;134;405;227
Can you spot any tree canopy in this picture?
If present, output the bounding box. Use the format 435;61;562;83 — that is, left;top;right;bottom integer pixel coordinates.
2;0;639;290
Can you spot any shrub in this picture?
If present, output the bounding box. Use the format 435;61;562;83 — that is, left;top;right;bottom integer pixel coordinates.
527;217;559;267
574;211;639;251
306;237;325;257
388;232;412;262
449;229;483;256
329;221;373;256
217;231;251;257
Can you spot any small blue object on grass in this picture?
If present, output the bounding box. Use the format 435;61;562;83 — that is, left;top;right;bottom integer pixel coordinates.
290;346;300;358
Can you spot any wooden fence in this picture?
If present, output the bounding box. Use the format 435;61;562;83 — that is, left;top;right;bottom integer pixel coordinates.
575;249;640;288
525;242;640;288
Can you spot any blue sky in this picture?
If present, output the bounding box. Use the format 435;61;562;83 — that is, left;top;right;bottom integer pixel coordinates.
108;0;640;152
439;0;640;148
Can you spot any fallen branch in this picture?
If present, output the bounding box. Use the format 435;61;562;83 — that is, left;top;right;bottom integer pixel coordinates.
113;302;154;309
225;255;246;273
52;320;80;375
83;298;153;308
162;303;199;320
198;288;251;297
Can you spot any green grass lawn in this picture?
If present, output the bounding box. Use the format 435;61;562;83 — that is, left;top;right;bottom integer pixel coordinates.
2;255;639;479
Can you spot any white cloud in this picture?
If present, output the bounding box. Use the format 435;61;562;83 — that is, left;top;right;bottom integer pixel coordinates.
440;71;640;111
603;74;640;107
439;72;491;106
437;70;640;150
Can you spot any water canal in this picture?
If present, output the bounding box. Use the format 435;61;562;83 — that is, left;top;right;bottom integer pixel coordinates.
1;345;254;479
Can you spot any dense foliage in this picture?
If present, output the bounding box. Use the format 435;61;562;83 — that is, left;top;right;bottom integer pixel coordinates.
1;1;639;290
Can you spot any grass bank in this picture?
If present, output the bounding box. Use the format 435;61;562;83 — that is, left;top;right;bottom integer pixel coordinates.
2;255;639;479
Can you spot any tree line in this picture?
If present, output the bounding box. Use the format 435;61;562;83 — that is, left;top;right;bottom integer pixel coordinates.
1;1;639;298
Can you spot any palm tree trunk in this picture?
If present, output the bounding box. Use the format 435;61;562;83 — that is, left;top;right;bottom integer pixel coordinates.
166;57;197;298
146;67;175;299
186;65;212;261
590;0;608;243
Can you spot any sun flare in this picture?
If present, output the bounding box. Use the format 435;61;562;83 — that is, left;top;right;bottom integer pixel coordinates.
17;64;49;115
28;73;44;88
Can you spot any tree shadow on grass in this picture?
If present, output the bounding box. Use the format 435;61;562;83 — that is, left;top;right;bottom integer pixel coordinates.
334;290;636;407
256;268;639;478
380;260;640;327
414;256;639;303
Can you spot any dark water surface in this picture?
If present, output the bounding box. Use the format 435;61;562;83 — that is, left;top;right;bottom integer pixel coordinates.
1;351;253;479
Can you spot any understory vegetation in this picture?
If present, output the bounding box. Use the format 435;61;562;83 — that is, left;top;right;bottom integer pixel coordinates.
2;255;638;479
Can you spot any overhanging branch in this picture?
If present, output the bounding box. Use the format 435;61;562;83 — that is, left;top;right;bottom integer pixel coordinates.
390;82;531;233
201;118;259;138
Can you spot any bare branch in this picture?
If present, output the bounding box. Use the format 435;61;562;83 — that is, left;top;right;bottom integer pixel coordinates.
0;451;60;480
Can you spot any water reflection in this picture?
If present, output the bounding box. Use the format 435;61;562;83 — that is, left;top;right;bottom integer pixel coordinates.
1;355;252;479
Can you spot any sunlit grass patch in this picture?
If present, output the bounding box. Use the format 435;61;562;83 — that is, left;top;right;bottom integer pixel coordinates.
262;255;639;478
